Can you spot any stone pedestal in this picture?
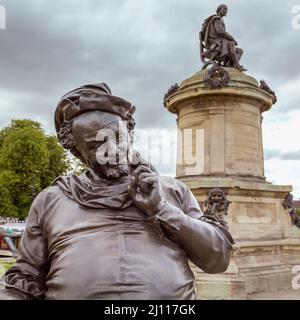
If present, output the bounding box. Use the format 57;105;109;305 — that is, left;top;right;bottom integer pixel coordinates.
165;68;300;299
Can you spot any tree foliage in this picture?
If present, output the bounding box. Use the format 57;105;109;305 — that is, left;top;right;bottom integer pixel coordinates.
0;119;71;219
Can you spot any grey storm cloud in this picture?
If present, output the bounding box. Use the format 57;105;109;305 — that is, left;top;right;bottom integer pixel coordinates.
264;149;300;161
0;0;299;134
279;150;300;160
264;149;281;160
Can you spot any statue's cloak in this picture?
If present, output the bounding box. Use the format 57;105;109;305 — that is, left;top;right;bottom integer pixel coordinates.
201;14;230;58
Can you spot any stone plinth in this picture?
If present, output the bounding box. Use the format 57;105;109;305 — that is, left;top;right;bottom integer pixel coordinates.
165;68;272;181
165;68;300;299
186;178;299;300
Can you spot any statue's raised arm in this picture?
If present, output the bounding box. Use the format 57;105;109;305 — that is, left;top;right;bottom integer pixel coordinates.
200;4;246;71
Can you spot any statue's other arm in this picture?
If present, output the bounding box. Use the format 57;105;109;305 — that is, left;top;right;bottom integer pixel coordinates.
155;185;234;274
214;19;237;44
0;192;49;300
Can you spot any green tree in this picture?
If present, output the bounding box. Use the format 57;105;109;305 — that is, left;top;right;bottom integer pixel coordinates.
69;156;87;176
0;119;71;219
0;171;20;217
40;136;70;188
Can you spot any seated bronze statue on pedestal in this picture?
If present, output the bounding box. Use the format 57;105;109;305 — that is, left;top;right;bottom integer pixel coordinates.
200;4;247;71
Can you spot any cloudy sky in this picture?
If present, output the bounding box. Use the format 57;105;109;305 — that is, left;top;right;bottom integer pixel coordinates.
0;0;300;197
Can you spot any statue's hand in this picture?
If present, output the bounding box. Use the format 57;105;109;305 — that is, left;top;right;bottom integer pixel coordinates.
128;165;165;217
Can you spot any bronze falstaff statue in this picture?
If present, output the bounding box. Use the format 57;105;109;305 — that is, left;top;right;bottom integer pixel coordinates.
200;4;246;71
0;84;233;300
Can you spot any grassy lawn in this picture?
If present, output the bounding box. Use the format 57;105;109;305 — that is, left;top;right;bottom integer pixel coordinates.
0;260;16;278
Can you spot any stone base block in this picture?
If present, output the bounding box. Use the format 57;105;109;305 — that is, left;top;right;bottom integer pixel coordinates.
183;178;300;299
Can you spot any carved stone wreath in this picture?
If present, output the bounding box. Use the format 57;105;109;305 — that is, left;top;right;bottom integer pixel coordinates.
204;64;231;88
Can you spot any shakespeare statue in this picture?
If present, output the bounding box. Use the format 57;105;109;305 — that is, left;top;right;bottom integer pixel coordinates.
200;4;246;71
0;83;234;300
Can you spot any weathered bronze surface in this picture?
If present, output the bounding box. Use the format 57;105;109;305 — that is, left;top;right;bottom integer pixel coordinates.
0;84;233;300
200;4;246;71
164;83;179;107
260;80;277;104
203;64;231;88
202;188;232;231
283;193;300;229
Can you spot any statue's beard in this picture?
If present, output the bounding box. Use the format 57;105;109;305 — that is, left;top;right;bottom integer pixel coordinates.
101;164;130;180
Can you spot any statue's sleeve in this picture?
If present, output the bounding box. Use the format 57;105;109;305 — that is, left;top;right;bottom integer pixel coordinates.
0;191;49;300
155;183;234;274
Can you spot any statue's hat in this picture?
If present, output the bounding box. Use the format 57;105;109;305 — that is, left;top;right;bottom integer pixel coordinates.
54;83;136;133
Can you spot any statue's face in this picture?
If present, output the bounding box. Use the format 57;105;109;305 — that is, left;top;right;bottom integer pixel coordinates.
211;191;224;202
72;110;132;179
218;5;228;17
